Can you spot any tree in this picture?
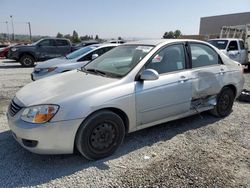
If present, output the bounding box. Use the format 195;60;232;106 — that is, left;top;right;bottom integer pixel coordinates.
72;30;80;43
63;34;71;40
118;36;122;40
174;30;182;39
163;31;174;39
95;35;99;40
56;32;63;38
163;30;182;39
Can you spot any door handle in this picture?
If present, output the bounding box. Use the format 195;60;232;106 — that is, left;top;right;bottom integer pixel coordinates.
220;68;225;75
178;76;189;83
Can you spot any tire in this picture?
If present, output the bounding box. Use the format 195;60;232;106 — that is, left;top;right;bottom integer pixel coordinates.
20;55;35;67
210;87;235;117
75;110;125;160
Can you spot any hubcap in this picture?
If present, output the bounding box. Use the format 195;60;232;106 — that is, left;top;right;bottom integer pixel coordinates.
24;58;32;65
220;94;230;110
90;123;116;152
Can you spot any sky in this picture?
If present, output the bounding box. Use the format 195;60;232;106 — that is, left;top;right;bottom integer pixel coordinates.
0;0;250;39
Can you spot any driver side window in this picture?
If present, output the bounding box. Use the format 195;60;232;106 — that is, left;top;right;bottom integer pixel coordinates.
39;39;55;47
145;44;186;74
227;41;238;51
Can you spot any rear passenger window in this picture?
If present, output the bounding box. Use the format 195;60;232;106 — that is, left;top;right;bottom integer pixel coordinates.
146;44;186;74
228;41;238;51
190;43;219;68
56;40;69;46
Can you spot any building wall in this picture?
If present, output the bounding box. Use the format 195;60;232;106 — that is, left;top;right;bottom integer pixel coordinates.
199;12;250;37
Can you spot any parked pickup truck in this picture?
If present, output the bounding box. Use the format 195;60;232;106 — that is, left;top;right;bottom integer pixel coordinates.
208;24;250;69
208;38;248;66
8;38;73;67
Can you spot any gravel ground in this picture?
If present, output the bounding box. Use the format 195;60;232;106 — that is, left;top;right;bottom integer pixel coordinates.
0;59;249;188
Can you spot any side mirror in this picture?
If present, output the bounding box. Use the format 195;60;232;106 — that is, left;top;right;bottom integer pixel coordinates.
140;69;159;81
91;54;99;60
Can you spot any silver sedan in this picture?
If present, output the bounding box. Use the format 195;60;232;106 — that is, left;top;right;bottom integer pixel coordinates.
7;39;244;160
31;43;118;81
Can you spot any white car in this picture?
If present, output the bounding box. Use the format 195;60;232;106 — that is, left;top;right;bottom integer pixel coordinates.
31;43;118;80
8;39;244;160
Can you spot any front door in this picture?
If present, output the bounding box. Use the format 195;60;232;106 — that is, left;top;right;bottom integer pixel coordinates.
37;39;58;60
135;44;192;125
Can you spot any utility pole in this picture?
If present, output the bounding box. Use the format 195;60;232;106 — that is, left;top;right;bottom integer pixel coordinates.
10;15;15;41
5;21;10;41
27;22;32;41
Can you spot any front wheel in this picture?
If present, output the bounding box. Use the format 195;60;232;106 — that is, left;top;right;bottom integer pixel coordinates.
20;55;35;67
75;110;125;160
210;87;235;117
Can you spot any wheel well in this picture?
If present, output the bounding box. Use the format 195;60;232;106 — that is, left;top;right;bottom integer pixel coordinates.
80;108;129;134
96;108;129;133
224;84;237;98
73;107;129;153
19;52;36;61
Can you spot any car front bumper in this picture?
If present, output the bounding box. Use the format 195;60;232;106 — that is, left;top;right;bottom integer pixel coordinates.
7;112;83;154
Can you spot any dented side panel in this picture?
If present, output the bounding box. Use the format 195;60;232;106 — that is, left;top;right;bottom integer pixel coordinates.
191;65;226;99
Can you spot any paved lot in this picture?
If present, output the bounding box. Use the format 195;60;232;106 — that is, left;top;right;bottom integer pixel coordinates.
0;59;249;187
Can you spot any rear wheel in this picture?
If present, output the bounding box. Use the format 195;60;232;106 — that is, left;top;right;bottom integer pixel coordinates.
20;55;35;67
76;110;125;160
210;87;235;117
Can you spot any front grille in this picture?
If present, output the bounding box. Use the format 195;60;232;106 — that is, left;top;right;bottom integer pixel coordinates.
8;99;22;117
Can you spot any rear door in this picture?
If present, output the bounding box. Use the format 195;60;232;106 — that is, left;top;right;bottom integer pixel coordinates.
188;42;226;99
56;39;71;56
226;40;241;63
239;40;247;64
135;43;192;125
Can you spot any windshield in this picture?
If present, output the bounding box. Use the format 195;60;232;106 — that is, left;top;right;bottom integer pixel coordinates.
208;40;228;50
31;39;43;46
84;45;154;78
66;46;96;59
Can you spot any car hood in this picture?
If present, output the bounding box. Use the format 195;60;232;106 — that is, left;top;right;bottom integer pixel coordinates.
15;44;35;49
16;70;118;106
35;57;71;69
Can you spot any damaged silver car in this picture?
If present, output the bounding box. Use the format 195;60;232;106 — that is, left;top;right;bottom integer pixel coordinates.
7;39;244;160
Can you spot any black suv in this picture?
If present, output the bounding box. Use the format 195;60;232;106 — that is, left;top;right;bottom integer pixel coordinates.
8;38;72;67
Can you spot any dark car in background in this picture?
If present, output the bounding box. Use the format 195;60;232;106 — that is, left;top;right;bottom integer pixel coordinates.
72;40;99;51
8;38;73;67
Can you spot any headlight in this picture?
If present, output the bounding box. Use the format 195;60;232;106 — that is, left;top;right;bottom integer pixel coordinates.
47;67;57;72
35;67;57;73
21;105;59;124
11;47;18;52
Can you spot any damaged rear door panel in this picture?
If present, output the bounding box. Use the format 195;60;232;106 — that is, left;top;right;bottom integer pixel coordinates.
189;42;226;100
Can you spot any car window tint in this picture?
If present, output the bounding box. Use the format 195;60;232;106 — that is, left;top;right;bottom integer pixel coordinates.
190;43;219;68
228;41;238;51
39;39;55;47
239;41;245;50
146;44;185;74
56;40;69;46
80;47;114;61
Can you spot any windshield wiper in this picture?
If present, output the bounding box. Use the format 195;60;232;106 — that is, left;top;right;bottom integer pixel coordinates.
81;67;107;77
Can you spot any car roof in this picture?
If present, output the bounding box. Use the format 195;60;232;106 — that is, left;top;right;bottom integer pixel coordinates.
124;39;205;46
208;38;244;41
91;43;120;48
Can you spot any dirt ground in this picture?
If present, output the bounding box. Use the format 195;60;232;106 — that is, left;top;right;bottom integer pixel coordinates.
0;59;249;188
